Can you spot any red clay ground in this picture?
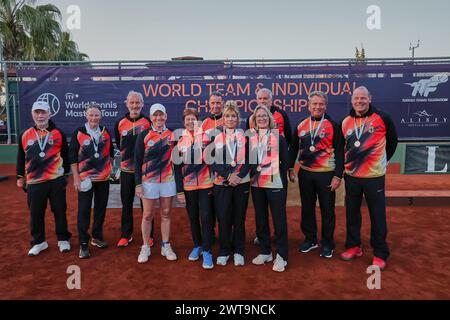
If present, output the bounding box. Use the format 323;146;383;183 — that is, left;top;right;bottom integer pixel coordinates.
0;164;449;300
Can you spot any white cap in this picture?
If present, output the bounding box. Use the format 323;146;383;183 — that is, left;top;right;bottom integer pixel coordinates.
149;103;166;116
32;101;51;112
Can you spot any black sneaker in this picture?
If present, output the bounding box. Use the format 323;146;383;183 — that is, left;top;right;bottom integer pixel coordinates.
298;241;318;253
79;244;91;259
91;238;108;249
320;246;334;259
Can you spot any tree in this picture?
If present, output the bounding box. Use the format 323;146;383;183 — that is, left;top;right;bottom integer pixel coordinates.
0;0;88;61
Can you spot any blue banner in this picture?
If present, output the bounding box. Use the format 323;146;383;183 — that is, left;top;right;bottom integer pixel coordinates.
17;64;450;140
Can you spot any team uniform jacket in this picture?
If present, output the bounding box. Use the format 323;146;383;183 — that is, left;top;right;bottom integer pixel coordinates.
247;106;292;146
248;129;289;189
114;114;151;173
340;105;398;178
16;120;69;185
134;127;175;186
211;129;250;185
174;129;213;192
289;114;344;178
69;125;114;182
201;113;224;142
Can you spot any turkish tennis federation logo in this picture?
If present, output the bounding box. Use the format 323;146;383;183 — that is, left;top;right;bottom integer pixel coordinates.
35;93;61;117
405;74;448;97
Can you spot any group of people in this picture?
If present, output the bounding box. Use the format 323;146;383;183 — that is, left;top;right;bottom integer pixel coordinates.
16;85;398;273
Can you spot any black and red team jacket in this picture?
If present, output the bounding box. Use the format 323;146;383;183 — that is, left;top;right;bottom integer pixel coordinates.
246;105;292;146
210;129;251;186
201;113;224;142
340;105;398;178
173;129;213;193
69;125;115;182
114;113;151;173
289;113;344;179
16;120;70;185
134;127;175;187
248;129;289;189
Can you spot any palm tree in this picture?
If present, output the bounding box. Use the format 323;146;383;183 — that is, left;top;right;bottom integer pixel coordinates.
0;0;87;61
54;31;88;61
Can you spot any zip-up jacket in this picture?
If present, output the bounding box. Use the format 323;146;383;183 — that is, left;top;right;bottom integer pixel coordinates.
16;120;69;184
134;127;175;186
114;113;150;172
201;113;224;143
174;129;213;192
340;104;398;178
211;129;250;185
249;129;289;189
289;113;344;179
69;125;114;182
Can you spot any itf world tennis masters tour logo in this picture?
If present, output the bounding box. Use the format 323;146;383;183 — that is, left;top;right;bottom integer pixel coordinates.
33;92;119;118
35;93;61;117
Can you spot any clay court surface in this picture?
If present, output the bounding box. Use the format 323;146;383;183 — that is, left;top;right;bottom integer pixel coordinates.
0;164;449;300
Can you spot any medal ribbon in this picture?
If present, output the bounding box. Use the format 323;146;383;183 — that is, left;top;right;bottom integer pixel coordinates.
309;115;324;147
34;129;50;154
353;116;368;141
225;130;237;163
86;124;103;156
257;129;270;165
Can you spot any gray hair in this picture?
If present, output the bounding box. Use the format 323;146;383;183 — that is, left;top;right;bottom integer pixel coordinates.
86;103;101;112
352;86;372;98
126;90;144;104
257;88;273;100
308;90;328;104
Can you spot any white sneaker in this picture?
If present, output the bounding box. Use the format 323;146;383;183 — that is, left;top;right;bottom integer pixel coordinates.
234;253;245;266
216;255;230;266
252;253;273;265
161;243;177;261
138;245;151;263
58;241;71;253
28;241;49;256
272;253;287;272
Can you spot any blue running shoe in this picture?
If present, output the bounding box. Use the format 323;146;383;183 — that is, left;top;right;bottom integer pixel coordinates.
202;251;214;269
188;246;203;261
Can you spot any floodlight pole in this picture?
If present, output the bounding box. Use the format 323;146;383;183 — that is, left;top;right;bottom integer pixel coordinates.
409;40;420;62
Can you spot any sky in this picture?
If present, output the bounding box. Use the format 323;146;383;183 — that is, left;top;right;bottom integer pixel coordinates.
43;0;450;61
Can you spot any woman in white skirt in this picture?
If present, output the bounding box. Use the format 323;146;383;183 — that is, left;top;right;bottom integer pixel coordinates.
134;103;180;263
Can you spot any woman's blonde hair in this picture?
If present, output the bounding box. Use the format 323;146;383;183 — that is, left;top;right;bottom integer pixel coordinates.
251;104;275;130
223;100;240;123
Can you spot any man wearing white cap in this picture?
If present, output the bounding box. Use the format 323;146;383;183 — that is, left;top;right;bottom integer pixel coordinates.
16;101;72;256
134;103;180;263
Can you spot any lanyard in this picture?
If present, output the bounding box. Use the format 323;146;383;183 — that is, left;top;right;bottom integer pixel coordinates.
225;130;237;162
354;116;368;141
34;129;50;157
257;130;270;164
85;124;102;157
309;114;324;147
